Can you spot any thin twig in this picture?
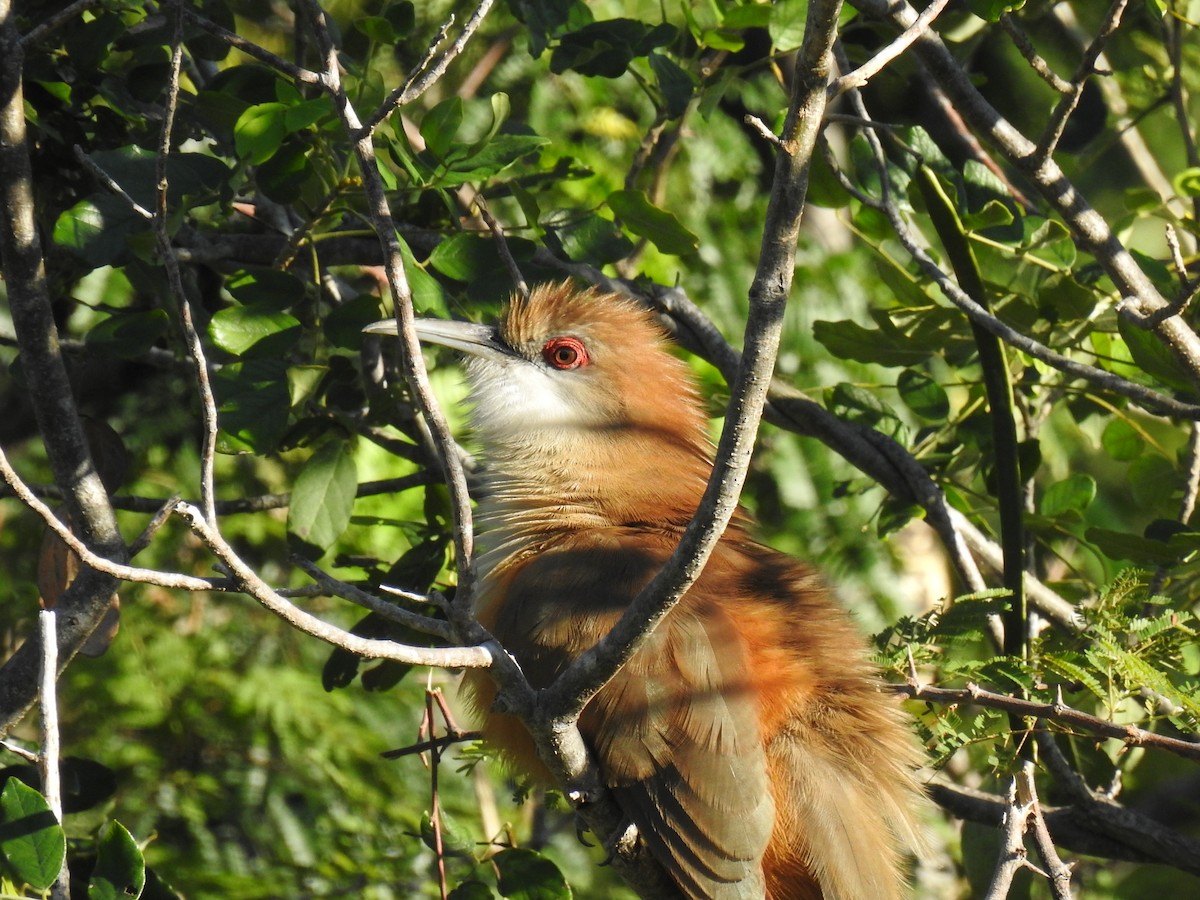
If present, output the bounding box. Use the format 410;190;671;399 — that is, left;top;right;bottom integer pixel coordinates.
543;0;844;737
744;114;786;149
852;0;1200;387
382;729;482;760
0;443;219;591
0;740;39;763
72;146;153;219
830;0;951;96
895;681;1200;762
173;501;493;668
1019;761;1076;899
296;0;477;594
291;556;456;642
0;473;432;515
1035;0;1129;164
982;771;1040;900
474;194;529;299
157;11;219;526
165;0;321;85
19;0;100;46
930;776;1200;876
126;495;180;559
999;13;1072;94
39;611;69;900
359;0;497;136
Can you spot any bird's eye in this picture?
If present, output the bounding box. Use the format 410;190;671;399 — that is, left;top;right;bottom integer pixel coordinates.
542;336;589;370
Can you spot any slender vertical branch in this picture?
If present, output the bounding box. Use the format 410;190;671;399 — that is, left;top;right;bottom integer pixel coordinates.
156;7;219;526
1034;0;1129;163
359;0;496;136
912;165;1027;662
39;611;69;900
296;0;476;591
545;0;846;721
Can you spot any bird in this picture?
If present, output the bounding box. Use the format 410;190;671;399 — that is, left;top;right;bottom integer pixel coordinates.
367;281;927;900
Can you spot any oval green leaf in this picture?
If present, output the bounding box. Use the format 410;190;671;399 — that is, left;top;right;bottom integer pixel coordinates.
606;189;698;257
287;440;358;557
493;847;570;900
1040;473;1096;518
897;368;949;421
1101;418;1144;462
0;778;65;891
89;821;145;900
209;303;302;358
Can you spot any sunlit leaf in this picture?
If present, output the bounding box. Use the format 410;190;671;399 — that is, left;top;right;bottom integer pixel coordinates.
606;189;699;256
493;848;570;900
288;440;359;557
0;779;65;891
89;821;146;900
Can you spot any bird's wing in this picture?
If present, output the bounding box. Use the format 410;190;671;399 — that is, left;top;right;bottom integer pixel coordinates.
492;532;775;900
584;602;775;900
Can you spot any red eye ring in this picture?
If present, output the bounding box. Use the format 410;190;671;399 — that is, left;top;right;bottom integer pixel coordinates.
542;336;589;370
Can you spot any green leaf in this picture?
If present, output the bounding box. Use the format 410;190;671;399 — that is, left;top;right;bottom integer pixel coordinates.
326;294;385;349
428;233;506;282
1086;527;1180;565
53;194;143;268
606;189;699;256
648;52;694;119
1117;315;1197;393
287;365;326;408
827;382;899;427
467;93;512;156
1040;473;1096;517
440;134;549;183
209;303;302;358
878;497;924;538
225;269;306;308
288;440;358;557
85;310;170;360
550;213;634;263
493;848;570;900
213;359;291;454
448;881;496;900
509;0;594;57
419;810;474;858
89;821;145;900
1101;418;1144;462
84;146;234;210
281;97;330;134
897;368;949;420
234;102;288;165
421;97;464;160
550;19;675;78
0;778;65;891
813;319;930;367
968;0;1026;22
1129;453;1177;510
397;237;448;315
355;15;398;43
769;0;809;51
1173;166;1200;198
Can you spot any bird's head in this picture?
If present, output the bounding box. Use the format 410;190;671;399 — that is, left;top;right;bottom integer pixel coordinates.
366;282;709;454
366;282;715;527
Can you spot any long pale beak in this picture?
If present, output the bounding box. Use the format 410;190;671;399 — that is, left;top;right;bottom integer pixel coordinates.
363;317;512;361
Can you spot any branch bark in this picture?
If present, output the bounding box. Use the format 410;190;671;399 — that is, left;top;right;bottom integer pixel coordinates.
0;0;128;732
